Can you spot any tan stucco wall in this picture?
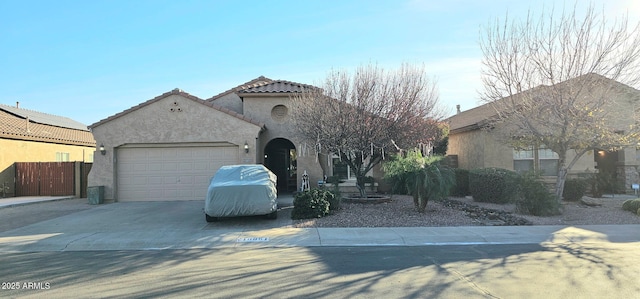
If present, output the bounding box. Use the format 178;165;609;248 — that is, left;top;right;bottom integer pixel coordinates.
448;128;597;174
482;134;513;170
566;150;597;174
447;130;486;169
89;94;263;200
242;94;326;188
0;138;94;197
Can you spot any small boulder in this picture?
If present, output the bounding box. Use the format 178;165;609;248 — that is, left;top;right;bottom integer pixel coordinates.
580;196;602;207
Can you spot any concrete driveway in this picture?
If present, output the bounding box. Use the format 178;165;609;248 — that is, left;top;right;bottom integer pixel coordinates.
0;195;323;252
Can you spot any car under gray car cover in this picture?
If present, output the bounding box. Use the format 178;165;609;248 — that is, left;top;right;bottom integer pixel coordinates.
204;164;278;217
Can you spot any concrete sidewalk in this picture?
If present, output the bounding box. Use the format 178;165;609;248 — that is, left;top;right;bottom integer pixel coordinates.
0;195;76;208
0;197;639;252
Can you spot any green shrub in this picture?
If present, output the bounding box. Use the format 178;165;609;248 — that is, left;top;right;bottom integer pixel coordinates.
622;198;640;213
388;178;409;195
516;173;561;216
562;179;587;201
637;207;640;216
588;171;625;197
325;189;341;211
450;168;470;197
469;168;519;203
383;151;455;213
291;189;331;219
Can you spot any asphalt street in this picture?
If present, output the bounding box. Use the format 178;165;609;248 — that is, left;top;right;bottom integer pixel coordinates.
1;197;639;298
2;244;640;298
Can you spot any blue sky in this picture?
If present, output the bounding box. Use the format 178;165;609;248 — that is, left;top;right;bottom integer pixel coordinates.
1;0;638;126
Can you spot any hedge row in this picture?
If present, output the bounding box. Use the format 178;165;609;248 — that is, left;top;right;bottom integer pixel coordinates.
468;168;520;204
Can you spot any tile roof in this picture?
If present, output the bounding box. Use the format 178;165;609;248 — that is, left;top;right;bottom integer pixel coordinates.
446;73;629;134
237;80;318;94
447;103;498;133
0;104;89;131
90;89;265;129
207;76;274;101
0;110;95;146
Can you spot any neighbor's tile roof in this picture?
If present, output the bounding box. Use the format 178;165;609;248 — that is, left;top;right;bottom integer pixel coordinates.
0;109;95;146
447;73;639;134
238;80;317;94
90;89;265;129
447;103;498;133
0;104;89;131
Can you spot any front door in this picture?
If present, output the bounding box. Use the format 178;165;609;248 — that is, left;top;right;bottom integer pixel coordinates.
264;138;297;193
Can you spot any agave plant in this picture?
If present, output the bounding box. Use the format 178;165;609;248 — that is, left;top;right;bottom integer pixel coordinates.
383;150;455;213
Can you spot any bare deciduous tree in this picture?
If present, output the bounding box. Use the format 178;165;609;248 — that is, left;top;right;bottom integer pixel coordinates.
480;3;640;201
291;63;445;197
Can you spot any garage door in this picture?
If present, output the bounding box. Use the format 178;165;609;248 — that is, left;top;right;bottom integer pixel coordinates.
117;146;239;201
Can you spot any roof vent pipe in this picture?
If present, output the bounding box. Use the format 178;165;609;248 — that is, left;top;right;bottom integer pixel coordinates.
456;104;461;114
16;101;19;109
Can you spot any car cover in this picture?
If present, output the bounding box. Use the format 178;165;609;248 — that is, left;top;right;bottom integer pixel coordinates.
204;164;277;217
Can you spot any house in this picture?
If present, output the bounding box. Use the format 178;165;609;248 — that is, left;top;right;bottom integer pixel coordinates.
446;74;640;192
89;76;379;202
0;103;96;197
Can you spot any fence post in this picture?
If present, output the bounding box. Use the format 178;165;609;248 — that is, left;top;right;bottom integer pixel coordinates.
74;162;81;198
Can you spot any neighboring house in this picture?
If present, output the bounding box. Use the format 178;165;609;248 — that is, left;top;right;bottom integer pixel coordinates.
446;75;640;192
89;76;380;202
0;103;96;197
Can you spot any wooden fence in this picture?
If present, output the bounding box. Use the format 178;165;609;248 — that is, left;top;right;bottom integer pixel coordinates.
15;162;92;197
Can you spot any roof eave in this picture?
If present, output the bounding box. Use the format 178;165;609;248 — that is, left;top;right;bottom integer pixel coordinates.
449;124;481;135
90;89;265;130
0;133;96;147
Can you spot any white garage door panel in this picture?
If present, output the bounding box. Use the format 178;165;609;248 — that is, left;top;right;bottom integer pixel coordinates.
117;146;239;201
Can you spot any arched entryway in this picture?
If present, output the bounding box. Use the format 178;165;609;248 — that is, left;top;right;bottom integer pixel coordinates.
264;138;297;193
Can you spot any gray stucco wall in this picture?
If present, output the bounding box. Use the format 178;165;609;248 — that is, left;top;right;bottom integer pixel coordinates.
211;93;243;114
242;94;325;188
89;94;262;200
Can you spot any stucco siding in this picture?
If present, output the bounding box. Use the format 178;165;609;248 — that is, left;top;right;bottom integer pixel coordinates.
0;138;94;197
212;93;243;114
89;94;262;200
448;130;485;170
242;95;326;188
566;150;597;174
481;134;514;170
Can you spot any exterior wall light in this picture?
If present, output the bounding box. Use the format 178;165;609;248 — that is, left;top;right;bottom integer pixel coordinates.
99;144;106;155
244;141;249;154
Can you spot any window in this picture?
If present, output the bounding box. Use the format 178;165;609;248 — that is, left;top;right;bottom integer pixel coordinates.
513;146;558;175
331;154;372;180
332;157;350;180
56;152;70;162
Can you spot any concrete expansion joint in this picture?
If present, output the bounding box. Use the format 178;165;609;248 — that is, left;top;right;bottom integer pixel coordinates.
61;232;98;251
314;228;323;246
460;227;492;243
390;227;408;245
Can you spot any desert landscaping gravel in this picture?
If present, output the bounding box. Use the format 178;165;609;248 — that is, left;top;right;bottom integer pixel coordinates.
292;194;640;228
